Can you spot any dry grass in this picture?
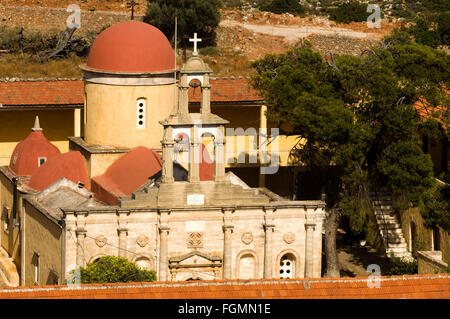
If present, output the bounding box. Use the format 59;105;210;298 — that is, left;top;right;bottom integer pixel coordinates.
0;53;85;78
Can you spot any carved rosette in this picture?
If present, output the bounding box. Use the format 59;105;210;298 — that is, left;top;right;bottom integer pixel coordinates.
187;232;203;248
136;235;149;248
95;235;107;248
241;232;254;245
283;232;295;244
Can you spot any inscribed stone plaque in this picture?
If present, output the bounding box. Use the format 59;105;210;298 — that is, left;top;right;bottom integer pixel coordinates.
187;194;205;205
185;221;205;232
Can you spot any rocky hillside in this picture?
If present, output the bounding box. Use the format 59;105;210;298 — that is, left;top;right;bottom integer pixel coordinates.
0;1;402;77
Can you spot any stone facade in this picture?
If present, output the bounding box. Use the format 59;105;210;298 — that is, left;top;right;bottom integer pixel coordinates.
60;204;324;282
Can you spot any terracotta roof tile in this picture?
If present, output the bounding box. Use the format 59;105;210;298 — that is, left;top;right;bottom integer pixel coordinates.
0;78;263;107
0;275;449;299
0;80;84;106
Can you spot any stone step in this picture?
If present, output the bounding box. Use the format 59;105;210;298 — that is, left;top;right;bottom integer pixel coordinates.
386;247;410;253
379;224;402;230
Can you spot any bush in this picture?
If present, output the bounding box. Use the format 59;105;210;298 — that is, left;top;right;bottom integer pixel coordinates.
327;1;369;24
199;46;220;56
222;0;244;8
257;0;306;16
68;256;156;284
387;257;418;275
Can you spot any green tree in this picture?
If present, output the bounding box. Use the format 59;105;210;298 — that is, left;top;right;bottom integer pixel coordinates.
143;0;222;50
257;0;306;15
408;14;441;48
251;35;449;276
327;1;369;24
69;256;156;284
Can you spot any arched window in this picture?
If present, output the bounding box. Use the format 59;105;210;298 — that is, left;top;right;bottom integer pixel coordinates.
135;257;153;271
279;254;295;279
238;253;256;279
136;98;146;129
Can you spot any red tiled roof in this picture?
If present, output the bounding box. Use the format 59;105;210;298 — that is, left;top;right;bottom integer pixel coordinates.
0;80;84;106
9;130;61;176
91;146;163;205
0;275;448;299
27;151;89;191
189;78;263;103
0;78;262;107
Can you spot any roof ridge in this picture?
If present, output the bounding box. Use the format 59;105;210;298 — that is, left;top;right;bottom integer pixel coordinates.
0;78;83;83
1;273;449;292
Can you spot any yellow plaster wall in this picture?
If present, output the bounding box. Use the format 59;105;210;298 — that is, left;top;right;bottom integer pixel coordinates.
0;173;21;270
23;202;62;286
0;110;75;166
84;83;176;149
88;152;127;180
190;105;301;168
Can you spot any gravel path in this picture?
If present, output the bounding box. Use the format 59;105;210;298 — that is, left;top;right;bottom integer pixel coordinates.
220;19;383;43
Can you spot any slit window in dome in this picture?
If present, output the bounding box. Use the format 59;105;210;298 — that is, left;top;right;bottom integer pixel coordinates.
136;98;146;129
38;157;47;167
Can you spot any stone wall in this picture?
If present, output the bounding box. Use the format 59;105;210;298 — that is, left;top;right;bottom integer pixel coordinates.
307;34;380;56
0;5;144;35
400;207;450;265
418;251;448;274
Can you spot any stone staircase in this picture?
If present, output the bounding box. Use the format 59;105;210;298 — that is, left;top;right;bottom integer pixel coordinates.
370;191;413;261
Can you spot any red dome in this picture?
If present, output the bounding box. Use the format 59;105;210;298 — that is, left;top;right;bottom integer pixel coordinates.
9;131;61;176
91;147;163;205
86;21;175;73
28;152;89;191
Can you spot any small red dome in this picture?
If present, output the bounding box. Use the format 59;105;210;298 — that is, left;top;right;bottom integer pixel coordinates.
91;147;163;205
9;131;61;176
86;21;175;73
28;152;89;191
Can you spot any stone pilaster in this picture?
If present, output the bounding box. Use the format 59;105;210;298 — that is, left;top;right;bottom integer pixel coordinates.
159;227;170;281
214;125;226;183
263;207;275;279
75;229;86;268
304;208;316;278
75;212;87;268
200;75;211;115
222;208;235;279
162;126;175;184
178;74;190;115
117;211;129;258
118;228;128;258
158;210;170;282
189;124;201;183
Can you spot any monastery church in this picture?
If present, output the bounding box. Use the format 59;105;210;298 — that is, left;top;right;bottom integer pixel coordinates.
0;21;325;286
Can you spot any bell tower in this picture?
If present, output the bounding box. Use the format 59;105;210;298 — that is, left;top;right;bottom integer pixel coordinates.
160;48;228;185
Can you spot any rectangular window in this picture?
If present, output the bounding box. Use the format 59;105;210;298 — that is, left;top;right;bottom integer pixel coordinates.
2;206;9;234
33;253;40;285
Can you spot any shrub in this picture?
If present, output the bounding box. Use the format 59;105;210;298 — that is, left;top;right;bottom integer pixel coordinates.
68;256;156;284
327;1;369;24
387;257;418;275
199;46;220;56
257;0;306;16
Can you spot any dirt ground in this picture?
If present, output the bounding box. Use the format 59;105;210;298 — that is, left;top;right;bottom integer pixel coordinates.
336;229;391;277
2;0;148;14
